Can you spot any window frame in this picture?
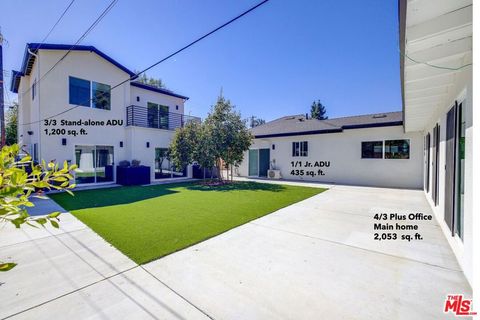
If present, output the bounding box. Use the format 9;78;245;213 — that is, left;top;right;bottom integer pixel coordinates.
384;139;410;159
91;81;111;110
69;76;111;110
292;141;308;157
32;79;36;101
361;141;384;159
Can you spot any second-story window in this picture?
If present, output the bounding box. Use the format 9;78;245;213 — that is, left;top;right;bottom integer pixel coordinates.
69;76;111;110
32;79;36;101
92;82;111;110
69;77;90;107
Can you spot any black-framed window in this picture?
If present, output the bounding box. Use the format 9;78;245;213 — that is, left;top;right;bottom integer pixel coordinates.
32;79;36;101
69;76;90;107
292;141;308;157
92;81;111;110
361;141;383;159
385;139;410;159
69;76;110;109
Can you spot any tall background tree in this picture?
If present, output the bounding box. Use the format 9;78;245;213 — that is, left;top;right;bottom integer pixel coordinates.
134;71;166;89
310;100;328;120
5;102;18;145
249;116;266;128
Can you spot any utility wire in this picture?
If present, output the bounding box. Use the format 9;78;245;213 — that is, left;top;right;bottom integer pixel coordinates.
20;0;118;100
402;51;472;71
21;0;270;126
34;0;77;51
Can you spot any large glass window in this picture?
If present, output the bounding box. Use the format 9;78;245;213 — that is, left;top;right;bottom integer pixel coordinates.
147;103;169;129
385;139;410;159
75;145;96;183
362;141;383;158
292;141;308;157
95;146;114;182
69;77;90;107
92;82;111;110
159;105;169;129
75;145;114;183
148;102;159;128
155;147;185;179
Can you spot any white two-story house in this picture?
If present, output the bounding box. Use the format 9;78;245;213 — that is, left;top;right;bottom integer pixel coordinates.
10;43;199;184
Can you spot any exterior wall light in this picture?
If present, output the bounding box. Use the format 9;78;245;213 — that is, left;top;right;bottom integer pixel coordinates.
146;142;150;148
62;138;67;146
120;141;123;148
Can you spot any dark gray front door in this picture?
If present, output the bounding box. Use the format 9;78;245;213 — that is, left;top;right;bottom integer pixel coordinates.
259;149;270;177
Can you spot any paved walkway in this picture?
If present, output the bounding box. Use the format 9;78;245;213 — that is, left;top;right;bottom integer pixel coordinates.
0;183;471;319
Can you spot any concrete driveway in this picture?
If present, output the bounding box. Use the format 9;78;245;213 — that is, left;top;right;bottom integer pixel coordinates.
0;184;471;319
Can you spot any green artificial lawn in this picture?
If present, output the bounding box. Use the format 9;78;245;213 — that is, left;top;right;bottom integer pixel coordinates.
50;181;326;264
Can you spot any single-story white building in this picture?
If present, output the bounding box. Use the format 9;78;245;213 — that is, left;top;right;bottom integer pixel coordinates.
237;111;423;189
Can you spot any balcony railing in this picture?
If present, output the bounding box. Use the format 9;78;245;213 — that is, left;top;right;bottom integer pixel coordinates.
126;105;201;130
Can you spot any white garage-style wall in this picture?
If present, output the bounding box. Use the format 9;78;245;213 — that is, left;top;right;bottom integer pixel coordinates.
238;125;423;189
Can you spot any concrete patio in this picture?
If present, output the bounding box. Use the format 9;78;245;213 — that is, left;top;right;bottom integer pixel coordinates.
0;183;471;319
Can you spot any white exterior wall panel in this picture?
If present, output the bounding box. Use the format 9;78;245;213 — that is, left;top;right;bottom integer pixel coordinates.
238;126;423;189
421;70;473;285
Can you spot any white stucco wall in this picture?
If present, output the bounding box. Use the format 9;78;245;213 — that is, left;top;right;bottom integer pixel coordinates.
16;49;188;182
237;125;424;189
421;70;473;286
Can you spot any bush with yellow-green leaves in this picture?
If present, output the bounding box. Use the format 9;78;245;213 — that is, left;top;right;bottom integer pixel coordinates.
0;144;77;271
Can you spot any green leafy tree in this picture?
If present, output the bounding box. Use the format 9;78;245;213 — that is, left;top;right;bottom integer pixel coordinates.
135;71;166;89
5;102;18;146
194;123;216;179
310;100;328;120
155;148;170;175
169;121;198;172
0;144;77;271
204;95;253;181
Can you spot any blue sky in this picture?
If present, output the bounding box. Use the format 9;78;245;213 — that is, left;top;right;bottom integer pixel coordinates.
1;0;401;121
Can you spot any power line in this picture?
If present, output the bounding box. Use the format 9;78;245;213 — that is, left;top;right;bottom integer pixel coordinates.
402;50;472;71
34;0;77;51
20;0;118;100
21;0;270;126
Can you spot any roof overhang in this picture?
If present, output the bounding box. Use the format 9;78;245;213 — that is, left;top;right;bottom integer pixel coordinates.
10;70;23;93
130;82;189;100
11;43;137;93
399;0;472;132
253;122;403;139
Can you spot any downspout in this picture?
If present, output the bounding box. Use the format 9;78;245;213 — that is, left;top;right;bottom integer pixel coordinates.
28;48;41;162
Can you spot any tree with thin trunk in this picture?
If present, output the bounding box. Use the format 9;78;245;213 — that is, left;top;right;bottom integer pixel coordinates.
204;94;252;181
194;123;216;179
310;100;328;120
169;121;197;172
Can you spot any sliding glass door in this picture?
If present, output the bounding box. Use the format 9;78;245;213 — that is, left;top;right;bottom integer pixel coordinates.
75;145;114;184
147;102;169;129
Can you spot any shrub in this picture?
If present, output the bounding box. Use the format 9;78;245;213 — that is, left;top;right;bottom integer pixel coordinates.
118;160;131;167
131;159;141;167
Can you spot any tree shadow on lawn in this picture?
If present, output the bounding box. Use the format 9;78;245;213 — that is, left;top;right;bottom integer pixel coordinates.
50;181;286;211
184;181;286;192
50;184;180;211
